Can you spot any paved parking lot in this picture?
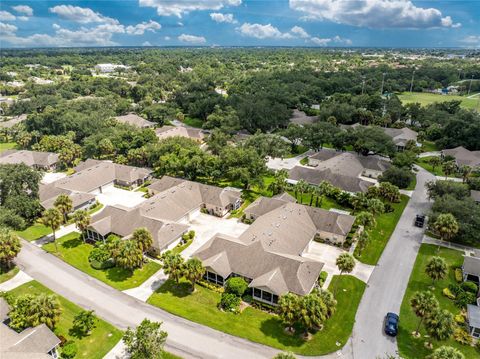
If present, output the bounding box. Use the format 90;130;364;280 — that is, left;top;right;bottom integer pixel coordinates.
182;213;249;258
96;186;147;208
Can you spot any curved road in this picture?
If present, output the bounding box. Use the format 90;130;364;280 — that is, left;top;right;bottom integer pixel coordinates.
15;167;434;359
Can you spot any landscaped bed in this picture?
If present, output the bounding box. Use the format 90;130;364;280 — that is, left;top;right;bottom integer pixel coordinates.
354;194;409;265
8;280;123;359
147;275;366;355
42;232;161;291
397;244;479;359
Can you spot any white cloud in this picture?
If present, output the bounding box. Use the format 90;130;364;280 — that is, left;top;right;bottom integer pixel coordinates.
210;13;236;23
0;22;17;36
11;5;33;16
310;36;331;46
237;23;293;39
310;35;351;46
142;41;152;46
49;5;119;24
52;23;61;30
126;20;161;35
460;35;480;47
164;36;171;40
17;16;29;21
178;33;207;44
290;0;461;29
290;25;309;38
0;11;16;21
139;0;241;18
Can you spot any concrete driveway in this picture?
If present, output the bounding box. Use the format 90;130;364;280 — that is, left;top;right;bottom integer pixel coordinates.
266;151;312;171
182;213;249;258
96;186;146;208
302;242;375;286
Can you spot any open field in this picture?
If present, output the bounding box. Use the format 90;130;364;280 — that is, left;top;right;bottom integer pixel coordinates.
398;92;479;111
9;280;123;359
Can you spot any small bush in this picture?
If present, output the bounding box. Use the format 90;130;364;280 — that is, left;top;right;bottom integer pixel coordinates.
243;294;253;303
318;271;328;287
61;341;77;359
188;230;195;239
220;293;240;313
461;281;478;294
88;247;110;263
453;328;472;345
454;291;476;308
90;258;115;270
455;268;463;283
454;314;465;324
442;287;456;300
448;283;462;296
197;279;224;293
225;277;248;297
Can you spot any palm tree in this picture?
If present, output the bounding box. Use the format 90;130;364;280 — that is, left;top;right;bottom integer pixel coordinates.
160;251;185;283
277;293;300;333
428;157;441;173
72;210;91;241
317;289;337;318
356;230;369;256
0;227;21;270
295;179;309;203
312;186;323;207
54;194;73;223
459;165;472;183
113;240;144;270
424;309;455;341
297;293;328;337
40;208;63;252
335;253;355;296
442;161;456;179
366;198;385;216
183;258;205;291
131;227;153;253
268;169;288;195
433;213;459;242
427;346;465;359
28;294;62;330
318;180;334;197
410;291;439;335
351;192;369;212
425;256;447;285
355;211;376;230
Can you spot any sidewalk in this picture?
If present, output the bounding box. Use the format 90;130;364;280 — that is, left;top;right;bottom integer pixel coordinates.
33;223;78;246
103;339;127;359
422;235;478;255
122;268;167;302
0;270;33;291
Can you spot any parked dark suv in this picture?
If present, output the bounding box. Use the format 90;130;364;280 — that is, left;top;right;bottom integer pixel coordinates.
385;312;399;336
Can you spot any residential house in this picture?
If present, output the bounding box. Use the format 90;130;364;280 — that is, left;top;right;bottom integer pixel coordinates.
442;146;480;168
155;126;205;142
0;114;27;128
467;304;480;339
1;298;61;359
85;176;242;252
382;127;419;151
462;253;480;338
0;150;59;171
194;201;355;305
114;113;155;128
244;193;296;221
94;63;129;73
289;109;316;126
471;190;480;204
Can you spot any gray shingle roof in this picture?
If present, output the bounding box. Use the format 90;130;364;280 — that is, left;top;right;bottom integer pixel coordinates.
0;150;59;168
467;304;480;328
114;113;154;128
463;255;480;276
471;190;480;203
443;146;480;167
155;126;205;141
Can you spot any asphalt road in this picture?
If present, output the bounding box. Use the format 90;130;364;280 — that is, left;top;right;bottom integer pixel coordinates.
350;167;435;358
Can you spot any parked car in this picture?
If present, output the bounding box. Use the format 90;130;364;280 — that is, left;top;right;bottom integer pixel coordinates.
385;312;399;336
414;214;426;228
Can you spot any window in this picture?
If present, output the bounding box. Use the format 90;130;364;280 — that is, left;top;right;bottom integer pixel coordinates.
473;327;480;338
262;291;272;302
272;294;279;304
253;288;261;298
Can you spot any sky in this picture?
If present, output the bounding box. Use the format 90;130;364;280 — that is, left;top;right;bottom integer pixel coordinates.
0;0;479;48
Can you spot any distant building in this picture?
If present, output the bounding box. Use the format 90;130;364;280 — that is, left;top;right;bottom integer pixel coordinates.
0;150;59;171
462;252;480;338
94;64;129;73
382;127;419;151
0;114;27;128
155;125;205;142
114;113;155;128
0;298;61;359
289;109;316;126
442;146;480;168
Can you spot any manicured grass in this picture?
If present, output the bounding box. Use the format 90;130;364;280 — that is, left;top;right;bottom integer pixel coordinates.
416;157;462;178
398;244;479;359
354;194;409;265
0;266;19;284
0;142;16;153
420;141;439;153
171;238;193;254
147;275;365;355
398;92;479;111
406;175;417;191
15;223;52;241
290;191;349;211
284;145;309;158
299;156;309;165
183;117;204;128
9;280;123;359
42;232;161;291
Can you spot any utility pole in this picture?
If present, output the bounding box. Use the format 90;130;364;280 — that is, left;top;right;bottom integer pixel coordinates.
468;75;474;95
409;69;416;93
380;72;386;95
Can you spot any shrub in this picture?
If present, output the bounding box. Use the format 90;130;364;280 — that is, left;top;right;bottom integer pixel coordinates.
379;166;415;189
225;277;248;297
318;271;328;287
243;295;253;303
88;248;110;263
220;293;240;313
61;341;77;359
188;230;195;239
197;279;224;293
455;268;463;283
454;314;465;324
461;281;478;294
442;287;456;300
453;328;472;345
454;291;476;308
448;283;462;296
90;258;115;270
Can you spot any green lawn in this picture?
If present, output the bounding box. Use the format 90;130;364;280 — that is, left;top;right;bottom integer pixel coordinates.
354;194;410;265
42;232;161;291
15;223;52;241
398;244;479;359
291;191;348;211
406;175;417;191
398;92;479;111
420;141;439;153
9;280;123;359
171;238;193;254
0;142;16;153
183;117;204;128
416;157;462;178
0;266;19;284
147;275;365;356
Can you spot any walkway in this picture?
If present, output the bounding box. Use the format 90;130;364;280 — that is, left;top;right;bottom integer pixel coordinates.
123;267;167;302
350;166;436;358
0;270;32;291
422;235;478;255
266;151;312;171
